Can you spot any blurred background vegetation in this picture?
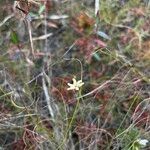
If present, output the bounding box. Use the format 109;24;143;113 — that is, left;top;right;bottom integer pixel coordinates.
0;0;150;149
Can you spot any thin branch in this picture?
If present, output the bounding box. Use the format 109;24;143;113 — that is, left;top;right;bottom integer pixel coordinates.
0;14;14;27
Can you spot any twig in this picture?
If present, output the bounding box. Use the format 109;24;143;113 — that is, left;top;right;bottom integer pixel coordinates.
42;72;54;119
32;33;53;41
77;80;111;99
0;14;14;27
27;19;34;56
95;0;99;16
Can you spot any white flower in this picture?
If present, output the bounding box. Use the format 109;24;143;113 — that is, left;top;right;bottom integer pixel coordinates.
67;78;84;91
136;138;148;146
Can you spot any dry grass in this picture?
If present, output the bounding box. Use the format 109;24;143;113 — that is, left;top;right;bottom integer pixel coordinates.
0;0;150;149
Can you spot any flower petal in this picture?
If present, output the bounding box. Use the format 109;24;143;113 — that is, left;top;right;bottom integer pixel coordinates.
67;78;84;91
75;87;79;90
72;78;77;84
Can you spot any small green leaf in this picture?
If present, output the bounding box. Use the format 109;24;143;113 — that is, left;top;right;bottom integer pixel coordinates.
10;31;19;44
93;53;101;61
97;31;111;40
38;5;45;15
29;12;38;18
